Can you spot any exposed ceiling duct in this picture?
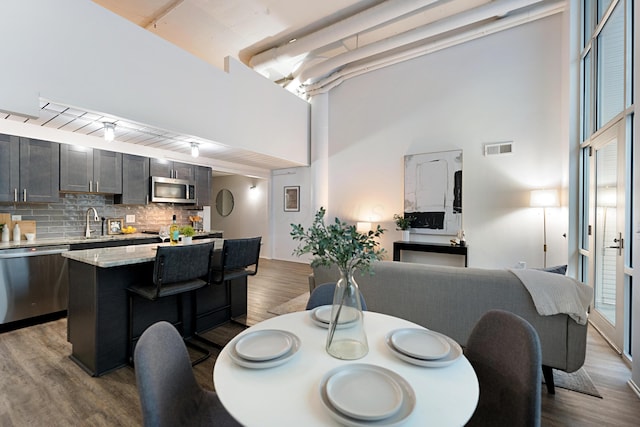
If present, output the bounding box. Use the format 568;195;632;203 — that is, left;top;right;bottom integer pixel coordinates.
246;0;563;97
249;0;441;79
300;0;565;96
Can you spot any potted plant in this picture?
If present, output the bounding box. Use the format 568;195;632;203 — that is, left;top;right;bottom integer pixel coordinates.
291;207;385;359
393;214;414;241
179;225;196;244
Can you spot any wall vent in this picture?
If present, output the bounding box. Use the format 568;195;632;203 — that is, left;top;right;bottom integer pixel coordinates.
484;142;513;156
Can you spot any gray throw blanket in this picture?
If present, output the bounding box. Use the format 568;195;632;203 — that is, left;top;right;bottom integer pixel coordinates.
509;269;593;325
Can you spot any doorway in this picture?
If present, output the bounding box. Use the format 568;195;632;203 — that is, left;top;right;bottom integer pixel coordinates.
588;119;628;352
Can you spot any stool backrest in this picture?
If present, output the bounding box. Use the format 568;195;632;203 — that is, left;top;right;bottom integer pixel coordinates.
210;237;261;283
154;242;214;290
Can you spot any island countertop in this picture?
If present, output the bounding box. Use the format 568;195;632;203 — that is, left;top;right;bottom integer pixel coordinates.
62;238;223;268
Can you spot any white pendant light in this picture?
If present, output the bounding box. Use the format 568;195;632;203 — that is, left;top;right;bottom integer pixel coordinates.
191;142;199;158
103;123;116;142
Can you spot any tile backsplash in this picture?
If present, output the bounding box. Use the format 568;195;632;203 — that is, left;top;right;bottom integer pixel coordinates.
0;193;200;239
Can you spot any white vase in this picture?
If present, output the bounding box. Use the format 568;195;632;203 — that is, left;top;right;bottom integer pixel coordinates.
326;267;368;360
402;230;410;241
182;236;193;245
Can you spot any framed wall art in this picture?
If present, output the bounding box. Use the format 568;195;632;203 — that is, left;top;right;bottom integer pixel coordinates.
284;186;300;212
404;150;462;235
107;218;124;235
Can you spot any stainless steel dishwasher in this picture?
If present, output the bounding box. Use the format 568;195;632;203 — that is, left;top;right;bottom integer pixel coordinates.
0;245;70;325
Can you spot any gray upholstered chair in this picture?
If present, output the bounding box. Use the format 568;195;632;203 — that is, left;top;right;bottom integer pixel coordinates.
128;242;214;366
134;321;240;427
305;282;368;310
464;309;542;427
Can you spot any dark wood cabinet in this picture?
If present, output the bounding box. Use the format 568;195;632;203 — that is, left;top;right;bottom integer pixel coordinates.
94;150;122;194
0;135;59;202
60;145;122;193
115;154;150;205
149;158;195;181
195;165;211;206
0;134;19;202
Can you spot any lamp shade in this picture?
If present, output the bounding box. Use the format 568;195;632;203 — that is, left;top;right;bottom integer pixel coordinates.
530;189;559;207
356;222;372;233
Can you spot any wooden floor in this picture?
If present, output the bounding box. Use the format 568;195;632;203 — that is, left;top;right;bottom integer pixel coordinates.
0;258;638;426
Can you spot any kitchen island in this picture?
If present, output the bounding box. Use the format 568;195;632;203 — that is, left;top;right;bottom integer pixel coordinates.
63;239;246;376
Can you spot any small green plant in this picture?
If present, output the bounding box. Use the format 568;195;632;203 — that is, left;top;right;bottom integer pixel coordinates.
179;225;196;237
393;214;414;230
291;207;386;273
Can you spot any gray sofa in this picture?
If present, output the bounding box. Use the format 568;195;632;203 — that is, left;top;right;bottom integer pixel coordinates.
309;261;589;393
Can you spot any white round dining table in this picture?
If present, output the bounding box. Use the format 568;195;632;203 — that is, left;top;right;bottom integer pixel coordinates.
213;310;479;426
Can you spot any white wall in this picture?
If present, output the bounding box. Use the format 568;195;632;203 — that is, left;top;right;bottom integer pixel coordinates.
319;14;568;269
0;0;309;174
211;175;270;257
270;167;313;263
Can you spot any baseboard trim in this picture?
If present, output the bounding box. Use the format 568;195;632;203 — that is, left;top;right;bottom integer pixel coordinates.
627;379;640;400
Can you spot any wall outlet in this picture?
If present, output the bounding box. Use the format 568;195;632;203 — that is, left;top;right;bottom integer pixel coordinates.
126;215;135;223
516;261;527;269
11;215;21;221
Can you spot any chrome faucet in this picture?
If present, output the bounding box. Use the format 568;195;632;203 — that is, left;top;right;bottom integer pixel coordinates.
85;207;99;237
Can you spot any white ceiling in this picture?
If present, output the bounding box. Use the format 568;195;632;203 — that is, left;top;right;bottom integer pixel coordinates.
2;0;564;175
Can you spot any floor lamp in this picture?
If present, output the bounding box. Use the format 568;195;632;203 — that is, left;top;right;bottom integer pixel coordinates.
530;189;559;268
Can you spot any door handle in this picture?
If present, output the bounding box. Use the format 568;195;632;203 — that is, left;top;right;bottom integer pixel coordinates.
608;234;623;255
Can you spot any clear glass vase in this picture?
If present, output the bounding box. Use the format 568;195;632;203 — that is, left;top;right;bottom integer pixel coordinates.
325;267;368;359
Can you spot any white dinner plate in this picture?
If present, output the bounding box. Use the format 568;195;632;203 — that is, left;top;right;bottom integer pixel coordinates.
325;364;403;421
310;305;359;329
228;331;301;369
234;329;293;362
390;328;451;360
319;364;416;427
385;330;463;368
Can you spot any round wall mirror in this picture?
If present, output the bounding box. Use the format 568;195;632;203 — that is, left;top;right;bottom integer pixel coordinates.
216;189;234;217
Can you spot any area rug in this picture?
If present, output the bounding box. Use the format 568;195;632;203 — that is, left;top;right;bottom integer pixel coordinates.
267;292;310;315
544;367;602;398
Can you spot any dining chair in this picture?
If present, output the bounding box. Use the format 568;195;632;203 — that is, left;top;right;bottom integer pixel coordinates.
193;237;262;348
464;309;542;427
305;282;368;310
134;321;241;427
127;242;214;366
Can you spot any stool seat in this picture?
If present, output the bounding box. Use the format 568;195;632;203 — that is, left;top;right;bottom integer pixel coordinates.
128;278;207;300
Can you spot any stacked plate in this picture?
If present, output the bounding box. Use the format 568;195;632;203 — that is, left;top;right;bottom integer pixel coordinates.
385;328;462;367
228;329;301;369
310;305;360;329
319;364;416;426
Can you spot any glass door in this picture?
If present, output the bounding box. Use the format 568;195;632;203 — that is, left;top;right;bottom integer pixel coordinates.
589;120;626;351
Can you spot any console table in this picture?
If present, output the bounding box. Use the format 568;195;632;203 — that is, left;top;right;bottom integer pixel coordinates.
393;241;468;267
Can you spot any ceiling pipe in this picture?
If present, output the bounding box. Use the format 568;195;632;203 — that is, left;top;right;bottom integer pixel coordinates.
297;0;544;85
299;0;565;97
249;0;440;77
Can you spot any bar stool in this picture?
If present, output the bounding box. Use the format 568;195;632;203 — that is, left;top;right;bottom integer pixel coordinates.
127;242;214;366
193;237;261;348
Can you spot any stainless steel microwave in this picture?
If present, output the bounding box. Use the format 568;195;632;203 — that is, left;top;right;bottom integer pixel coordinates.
150;176;196;204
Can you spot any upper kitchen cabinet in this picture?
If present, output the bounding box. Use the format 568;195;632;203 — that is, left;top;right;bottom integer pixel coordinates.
195;165;212;206
115;154;149;205
60;145;122;194
149;158;195;181
0;135;60;203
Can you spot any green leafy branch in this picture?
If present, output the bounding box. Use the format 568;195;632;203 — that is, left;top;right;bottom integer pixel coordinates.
290;207;386;273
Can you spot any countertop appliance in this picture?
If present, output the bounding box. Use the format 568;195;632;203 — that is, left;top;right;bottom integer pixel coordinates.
150;176;196;204
0;245;70;326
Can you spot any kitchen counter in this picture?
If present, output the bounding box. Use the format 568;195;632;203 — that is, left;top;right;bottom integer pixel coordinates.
62;238;223;268
65;235;244;376
0;231;224;250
